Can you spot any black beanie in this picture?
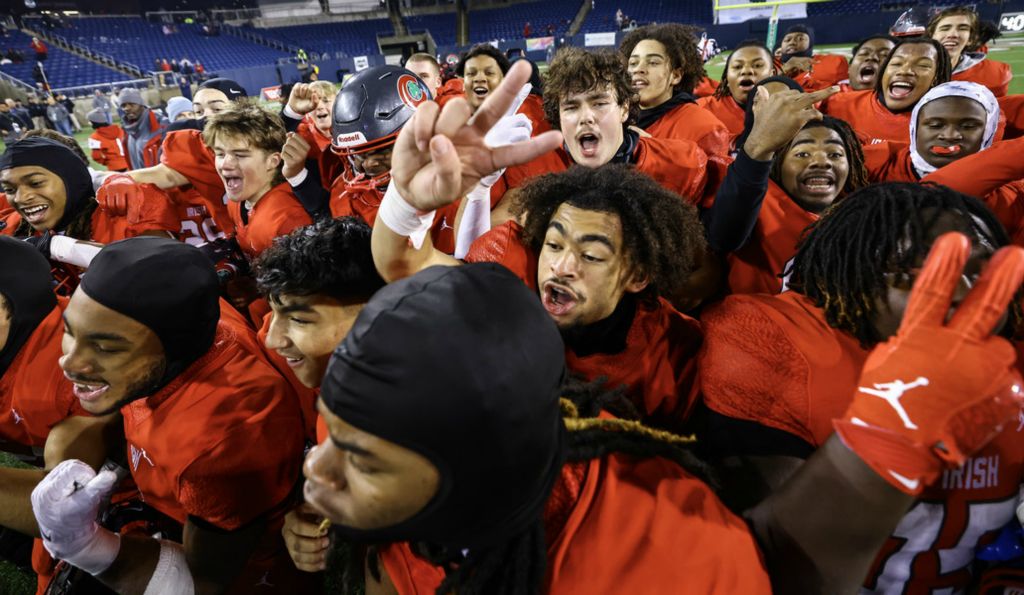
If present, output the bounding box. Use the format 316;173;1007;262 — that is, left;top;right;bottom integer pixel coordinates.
321;263;568;550
79;237;220;393
198;78;248;102
0;236;57;377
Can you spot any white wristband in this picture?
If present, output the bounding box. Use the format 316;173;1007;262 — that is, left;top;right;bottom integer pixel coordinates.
143;540;194;595
286;167;309;187
65;528;121;576
377;182;436;250
50;236;103;269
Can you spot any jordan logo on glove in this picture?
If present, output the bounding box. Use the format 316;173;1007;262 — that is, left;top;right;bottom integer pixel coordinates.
857;377;930;430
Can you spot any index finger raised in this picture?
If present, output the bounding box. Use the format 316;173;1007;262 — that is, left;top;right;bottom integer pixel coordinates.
798;86;841;106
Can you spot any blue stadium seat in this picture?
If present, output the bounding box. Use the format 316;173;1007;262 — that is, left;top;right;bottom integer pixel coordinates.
243;19;393;57
580;0;713;33
0;28;131;90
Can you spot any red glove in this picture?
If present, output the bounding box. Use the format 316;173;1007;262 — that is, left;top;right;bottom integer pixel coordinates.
834;233;1024;495
96;173;141;217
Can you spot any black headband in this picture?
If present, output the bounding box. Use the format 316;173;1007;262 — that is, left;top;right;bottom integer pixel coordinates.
321;263;568;550
0;236;57;378
79;237;220;394
0;137;93;232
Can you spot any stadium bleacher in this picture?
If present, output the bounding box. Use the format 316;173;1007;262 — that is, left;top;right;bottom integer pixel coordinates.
36;17;289;74
467;1;578;43
580;0;713;34
0;29;130;91
405;12;457;47
244;19;392;58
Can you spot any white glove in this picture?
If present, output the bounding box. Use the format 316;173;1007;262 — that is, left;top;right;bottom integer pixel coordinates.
32;460;121;575
480;112;534;189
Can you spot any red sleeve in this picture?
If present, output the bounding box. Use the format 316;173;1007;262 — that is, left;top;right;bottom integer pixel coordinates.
923;136;1024;198
378;543;445;595
160;129;224;202
694;76;720;98
124;183;181;234
464;220;537;290
501;149;568;192
635;137;712;207
862;141;916;183
698;296;817;445
435;79;464;107
999;94;1024;140
983;181;1024;242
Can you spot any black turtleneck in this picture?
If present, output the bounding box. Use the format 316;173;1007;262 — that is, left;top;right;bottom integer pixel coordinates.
636;91;697;130
561;294;638;357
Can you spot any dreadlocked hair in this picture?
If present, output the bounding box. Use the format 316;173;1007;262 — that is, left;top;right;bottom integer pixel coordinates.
769;116;869;206
513;163;706;304
14;198;97;241
407;377;713;595
713;39;775;100
786;181;1022;347
619;23;704;95
874;37;952;110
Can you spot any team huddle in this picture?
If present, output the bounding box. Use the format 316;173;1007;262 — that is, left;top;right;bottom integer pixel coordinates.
3;5;1024;594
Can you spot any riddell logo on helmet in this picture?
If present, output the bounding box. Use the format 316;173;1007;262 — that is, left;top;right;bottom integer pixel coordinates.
335;131;368;147
397;74;427;108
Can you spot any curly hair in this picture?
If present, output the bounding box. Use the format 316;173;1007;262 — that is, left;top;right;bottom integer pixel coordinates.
712;39;775;100
769;116;869;206
512;163;706;303
874;37;952;110
542;47;638;130
255;216;384;305
786;182;1021;346
619;23;704;96
456;44;511;77
926;6;979;49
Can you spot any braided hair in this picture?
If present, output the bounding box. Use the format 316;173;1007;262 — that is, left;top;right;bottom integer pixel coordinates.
786;182;1020;346
768;116;869;203
712;40;775;101
405;376;713;595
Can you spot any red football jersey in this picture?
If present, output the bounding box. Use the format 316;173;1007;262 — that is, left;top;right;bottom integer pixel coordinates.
795;53;851;91
228;183;313;260
726;180;817;295
379;453;771;595
953;58;1012;97
0;304;86;458
823;89;912;144
120;315;311;593
697;94;745;136
694;75;720;98
700;291;1024;594
643;101;732;166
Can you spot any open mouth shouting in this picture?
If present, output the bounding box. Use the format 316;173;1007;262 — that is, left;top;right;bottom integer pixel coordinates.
574;130;601;160
220;172;244;198
17;203;50;225
541;281;580;318
797;170;838;198
857;63;878;86
887;78;917;102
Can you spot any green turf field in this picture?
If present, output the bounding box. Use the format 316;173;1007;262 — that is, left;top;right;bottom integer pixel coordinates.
704;32;1024;95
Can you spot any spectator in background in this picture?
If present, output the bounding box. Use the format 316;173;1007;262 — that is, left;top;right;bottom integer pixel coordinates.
0;101;25;147
117;87;167;169
161;58;171;72
29;37;46;61
405;52;443;96
195;60;205;78
45;96;72;136
86;108;128;172
5;47;24;63
154;57;162;71
92;89;113;124
165;96;195;122
26;96;47;130
171;58;180;73
180;56;194;77
57;93;80;132
523;21;532;37
9;99;32;130
616;8;624;29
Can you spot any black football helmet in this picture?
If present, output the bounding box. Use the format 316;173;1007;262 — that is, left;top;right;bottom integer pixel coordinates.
331;65;431;158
